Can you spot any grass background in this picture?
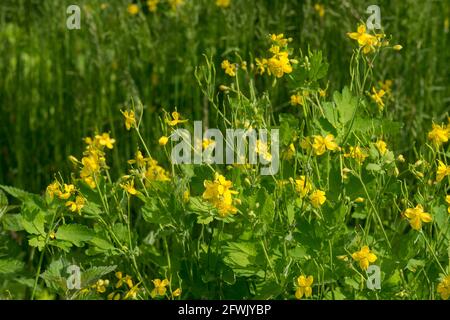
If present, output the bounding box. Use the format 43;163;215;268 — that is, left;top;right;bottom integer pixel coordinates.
0;0;449;193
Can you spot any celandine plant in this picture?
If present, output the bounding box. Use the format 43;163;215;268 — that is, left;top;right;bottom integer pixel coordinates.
1;28;450;301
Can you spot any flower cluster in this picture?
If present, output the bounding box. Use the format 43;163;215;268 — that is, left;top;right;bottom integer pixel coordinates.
202;173;239;217
255;34;296;78
46;182;85;214
428;118;450;147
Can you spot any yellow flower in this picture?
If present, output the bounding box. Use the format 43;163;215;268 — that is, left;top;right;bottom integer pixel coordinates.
122;110;136;130
120;179;138;196
438;275;450;300
115;272;134;289
436;160;450;182
107;292;121;300
375;140;387;156
267;53;292;78
290;93;304;106
151;278;169;297
314;4;325;17
403;204;432;230
202;138;215;150
95;133;116;149
270;33;290;47
255;58;268;75
309;190;326;208
351;246;377;270
92;279;109;293
428;123;449;146
293;176;312;197
159;136;169;146
446;195;450;214
58;184;76;200
166;111;188;126
295;275;313;299
65;196;85;213
344;146;368;164
216;0;230;8
255;140;272;162
145;159;171;182
370;87;386;111
312;134;339;156
172;288;182;297
127;4;139;15
169;0;184;11
354;197;365;203
393;44;403;51
124;284;140;300
202;173;239;217
46;182;61;200
318;87;327;97
147;0;159;12
221;60;236;77
347;24;379;54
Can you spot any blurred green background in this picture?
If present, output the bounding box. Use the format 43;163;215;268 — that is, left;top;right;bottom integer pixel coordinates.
0;0;449;193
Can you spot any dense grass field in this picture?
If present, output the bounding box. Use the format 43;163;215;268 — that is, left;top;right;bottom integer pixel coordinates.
0;0;450;300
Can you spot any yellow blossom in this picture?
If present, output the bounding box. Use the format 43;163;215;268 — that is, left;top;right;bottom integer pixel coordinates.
221;60;236;77
347;24;380;54
393;44;403;51
314;4;325;17
438;275;450;300
124;284;140;300
290;93;304;106
58;184;75;200
216;0;230;8
95;133;116;149
370;87;386;111
446;195;450;214
46;182;61;200
428;123;449;146
166;111;188;126
295;275;313;299
127;4;139;15
375;140;387;156
159;136;169;146
151;278;169;297
202;173;239;217
344;146;368;164
351;246;377;270
115;272;134;289
65;196;85;213
293;176;312;197
309;190;326;208
120;179;138;196
312;134;339;156
122;110;136;130
172;288;182;297
436;160;450;182
92;279;109;293
147;0;159;12
403;204;432;230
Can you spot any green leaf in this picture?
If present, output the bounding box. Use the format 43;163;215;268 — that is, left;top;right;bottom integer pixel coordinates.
142;197;171;225
366;163;382;172
20;207;46;235
406;259;425;272
40;259;66;291
0;190;7;220
2;214;23;231
0;185;44;209
80;265;117;288
333;86;357;125
0;258;24;274
55;224;95;247
28;235;46;251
